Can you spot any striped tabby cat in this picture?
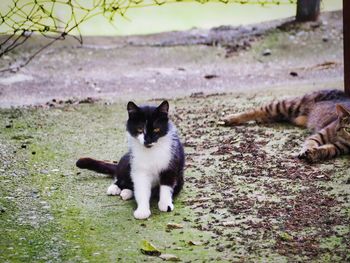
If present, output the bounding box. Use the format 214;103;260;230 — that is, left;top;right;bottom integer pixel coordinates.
221;89;350;163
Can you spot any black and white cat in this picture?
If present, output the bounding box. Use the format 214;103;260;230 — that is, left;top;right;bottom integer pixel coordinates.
76;100;185;219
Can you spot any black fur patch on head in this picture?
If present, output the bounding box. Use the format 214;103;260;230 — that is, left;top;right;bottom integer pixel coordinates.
126;101;170;147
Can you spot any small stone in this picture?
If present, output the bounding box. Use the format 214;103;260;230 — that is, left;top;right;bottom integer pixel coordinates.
188;240;202;246
262;49;271;56
204;74;218;79
216;245;225;252
159;254;180;261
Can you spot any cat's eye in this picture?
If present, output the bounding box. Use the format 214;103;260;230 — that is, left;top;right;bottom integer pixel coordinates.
344;127;350;134
137;128;143;133
153;128;160;133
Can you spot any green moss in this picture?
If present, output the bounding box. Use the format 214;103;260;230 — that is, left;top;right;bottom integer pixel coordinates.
1;90;349;262
0;102;220;262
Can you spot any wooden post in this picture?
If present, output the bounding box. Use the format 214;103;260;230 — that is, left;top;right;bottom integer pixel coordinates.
344;0;350;96
296;0;320;22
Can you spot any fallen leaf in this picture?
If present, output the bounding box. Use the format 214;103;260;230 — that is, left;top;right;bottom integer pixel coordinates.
222;221;236;227
166;223;183;230
140;240;161;256
278;232;293;241
159;254;180;261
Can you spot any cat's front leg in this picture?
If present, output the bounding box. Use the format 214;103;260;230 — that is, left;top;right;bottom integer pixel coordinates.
158;170;177;212
158;185;174;212
133;174;152;219
298;148;320;163
298;135;322;160
299;144;340;163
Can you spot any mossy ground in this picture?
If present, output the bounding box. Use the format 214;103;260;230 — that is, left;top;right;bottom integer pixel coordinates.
1;85;349;262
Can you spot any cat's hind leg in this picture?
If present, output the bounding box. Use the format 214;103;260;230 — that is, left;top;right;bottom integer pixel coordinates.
107;181;121;196
220;99;294;126
292;115;308;127
120;189;133;200
219;111;258;126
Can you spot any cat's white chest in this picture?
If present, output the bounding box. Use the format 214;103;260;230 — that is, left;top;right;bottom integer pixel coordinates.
129;134;173;184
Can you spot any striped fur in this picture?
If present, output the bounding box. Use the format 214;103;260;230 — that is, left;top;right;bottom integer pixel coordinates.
222;89;350;163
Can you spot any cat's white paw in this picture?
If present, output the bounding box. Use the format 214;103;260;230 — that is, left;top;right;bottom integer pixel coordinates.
120;189;133;200
158;201;174;212
106;184;121;196
134;208;151;220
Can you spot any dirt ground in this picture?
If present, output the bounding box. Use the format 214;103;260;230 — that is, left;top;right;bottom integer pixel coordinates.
0;10;349;263
0;11;344;108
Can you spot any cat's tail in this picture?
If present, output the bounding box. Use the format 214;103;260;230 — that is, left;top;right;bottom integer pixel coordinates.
76;157;117;177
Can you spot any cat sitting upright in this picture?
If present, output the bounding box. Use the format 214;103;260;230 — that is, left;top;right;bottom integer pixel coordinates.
76;100;185;219
220;89;350;163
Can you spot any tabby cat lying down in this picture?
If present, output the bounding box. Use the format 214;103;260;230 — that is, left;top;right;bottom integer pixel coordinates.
221;89;350;163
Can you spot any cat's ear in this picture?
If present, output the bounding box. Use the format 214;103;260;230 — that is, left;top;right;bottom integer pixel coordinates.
336;104;350;118
157;100;169;114
127;101;139;114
